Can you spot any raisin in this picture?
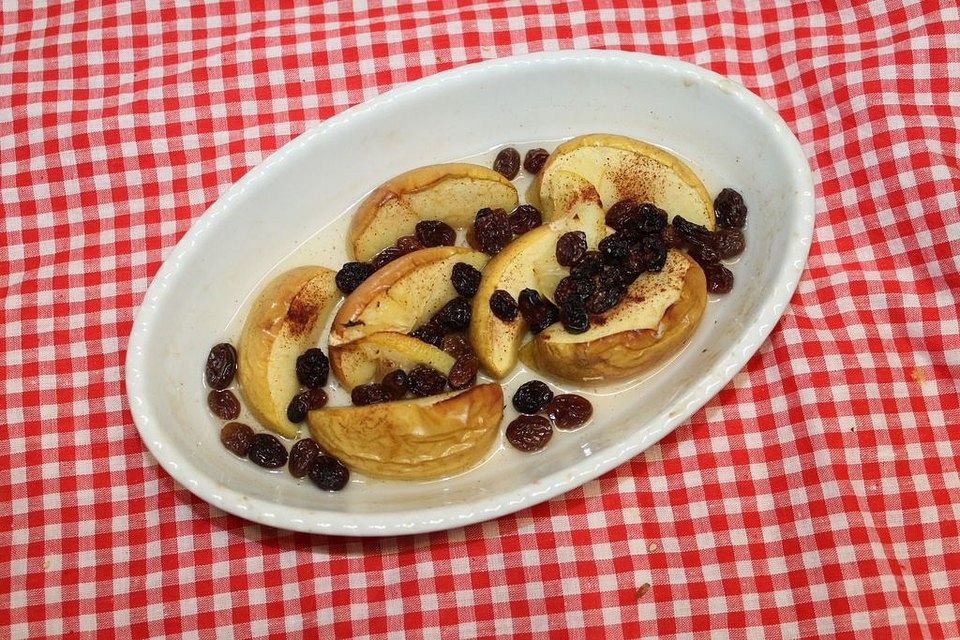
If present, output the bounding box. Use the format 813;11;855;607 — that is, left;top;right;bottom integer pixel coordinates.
308;454;350;491
288;438;322;478
415;220;456;247
304;387;328;410
410;322;446;347
473;208;513;255
553;275;595;306
598;264;627;288
351;383;393;406
205;343;237;390
518;288;559;334
673;216;716;247
451;262;482;298
489;290;519;321
433;296;472;332
370;246;403;270
570;251;602;279
286;392;309;423
296;348;329;388
598;235;631;265
407;365;448;397
637;203;668;235
509;204;542;235
440;333;473;358
336;262;374;294
715;228;746;259
505;415;553;452
523;148;550;174
247;433;288;469
560;297;590;334
638;235;668;272
220;422;254;456
714;188;748;229
555;231;587;267
208;389;241;420
662;225;685;249
585;285;625;315
396;235;424;254
381;369;409;400
447;354;479;390
606;200;639;233
687;240;720;266
492;147;521;179
512;380;554;414
544;394;593;430
703;263;734;294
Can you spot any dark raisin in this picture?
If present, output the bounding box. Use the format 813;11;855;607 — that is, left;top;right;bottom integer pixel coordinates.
247;433;288;469
304;387;328;410
205;343;237;390
370;246;403;270
447;354;479;390
673;216;717;247
505;415;553;452
714;188;748;229
336;262;375;294
555;231;587;267
207;389;241;420
451;262;482;298
296;348;330;388
605;200;639;233
715;228;746;259
638;235;668;272
351;383;393;406
518;288;559;334
598;235;631;264
396;235;424;254
415;220;456;247
433;296;472;332
585;285;625;315
410;322;446;347
509;204;542;235
560;297;590;334
492;147;521;179
489;290;519;321
288;438;322;478
381;369;409;400
474;207;494;220
598;264;627;288
440;333;473;358
220;422;254;456
687;240;720;266
637;203;668;235
553;276;595;306
703;263;734;294
473;208;513;255
308;454;350;491
662;225;685;249
407;365;448;397
286;392;309;423
544;394;593;430
523;148;550;174
512;380;554;414
570;251;602;279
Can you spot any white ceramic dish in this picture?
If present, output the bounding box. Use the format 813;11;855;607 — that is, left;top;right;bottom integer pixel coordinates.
125;50;814;536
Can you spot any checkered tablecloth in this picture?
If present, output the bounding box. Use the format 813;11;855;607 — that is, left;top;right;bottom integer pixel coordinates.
3;2;959;638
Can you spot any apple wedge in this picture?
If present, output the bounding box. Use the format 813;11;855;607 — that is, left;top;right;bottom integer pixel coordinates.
469;171;608;379
530;133;715;229
329;246;488;389
348;163;519;261
520;251;707;383
308;383;504;479
238;266;341;438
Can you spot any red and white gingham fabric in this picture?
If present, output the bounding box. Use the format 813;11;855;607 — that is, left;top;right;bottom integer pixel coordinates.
3;1;959;638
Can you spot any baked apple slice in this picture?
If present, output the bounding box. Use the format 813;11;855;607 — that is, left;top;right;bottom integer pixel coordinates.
237;266;341;438
530;133;715;229
520;251;706;383
308;383;504;479
348;163;519;261
329;246;488;389
469;171;608;378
